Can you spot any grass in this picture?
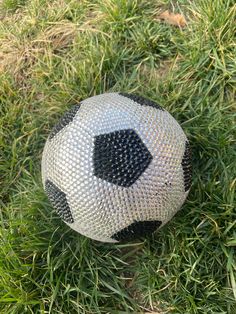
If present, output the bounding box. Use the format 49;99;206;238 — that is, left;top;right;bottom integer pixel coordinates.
0;0;235;313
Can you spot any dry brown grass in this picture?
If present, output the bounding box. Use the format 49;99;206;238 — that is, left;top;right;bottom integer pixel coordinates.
0;0;106;79
137;58;179;85
0;20;106;83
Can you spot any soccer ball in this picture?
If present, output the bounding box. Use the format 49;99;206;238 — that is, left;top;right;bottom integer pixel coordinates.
42;93;191;242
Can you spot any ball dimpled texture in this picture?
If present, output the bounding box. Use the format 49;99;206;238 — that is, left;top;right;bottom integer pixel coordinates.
41;93;191;242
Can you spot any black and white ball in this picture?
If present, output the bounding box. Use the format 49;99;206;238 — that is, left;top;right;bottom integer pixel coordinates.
42;93;191;242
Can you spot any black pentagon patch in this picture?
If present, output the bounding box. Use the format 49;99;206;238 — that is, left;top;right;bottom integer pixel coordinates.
45;180;74;224
93;129;153;187
181;141;192;192
111;220;162;241
49;104;80;140
119;93;164;111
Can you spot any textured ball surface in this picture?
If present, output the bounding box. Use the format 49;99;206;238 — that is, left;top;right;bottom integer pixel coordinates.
42;93;191;242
